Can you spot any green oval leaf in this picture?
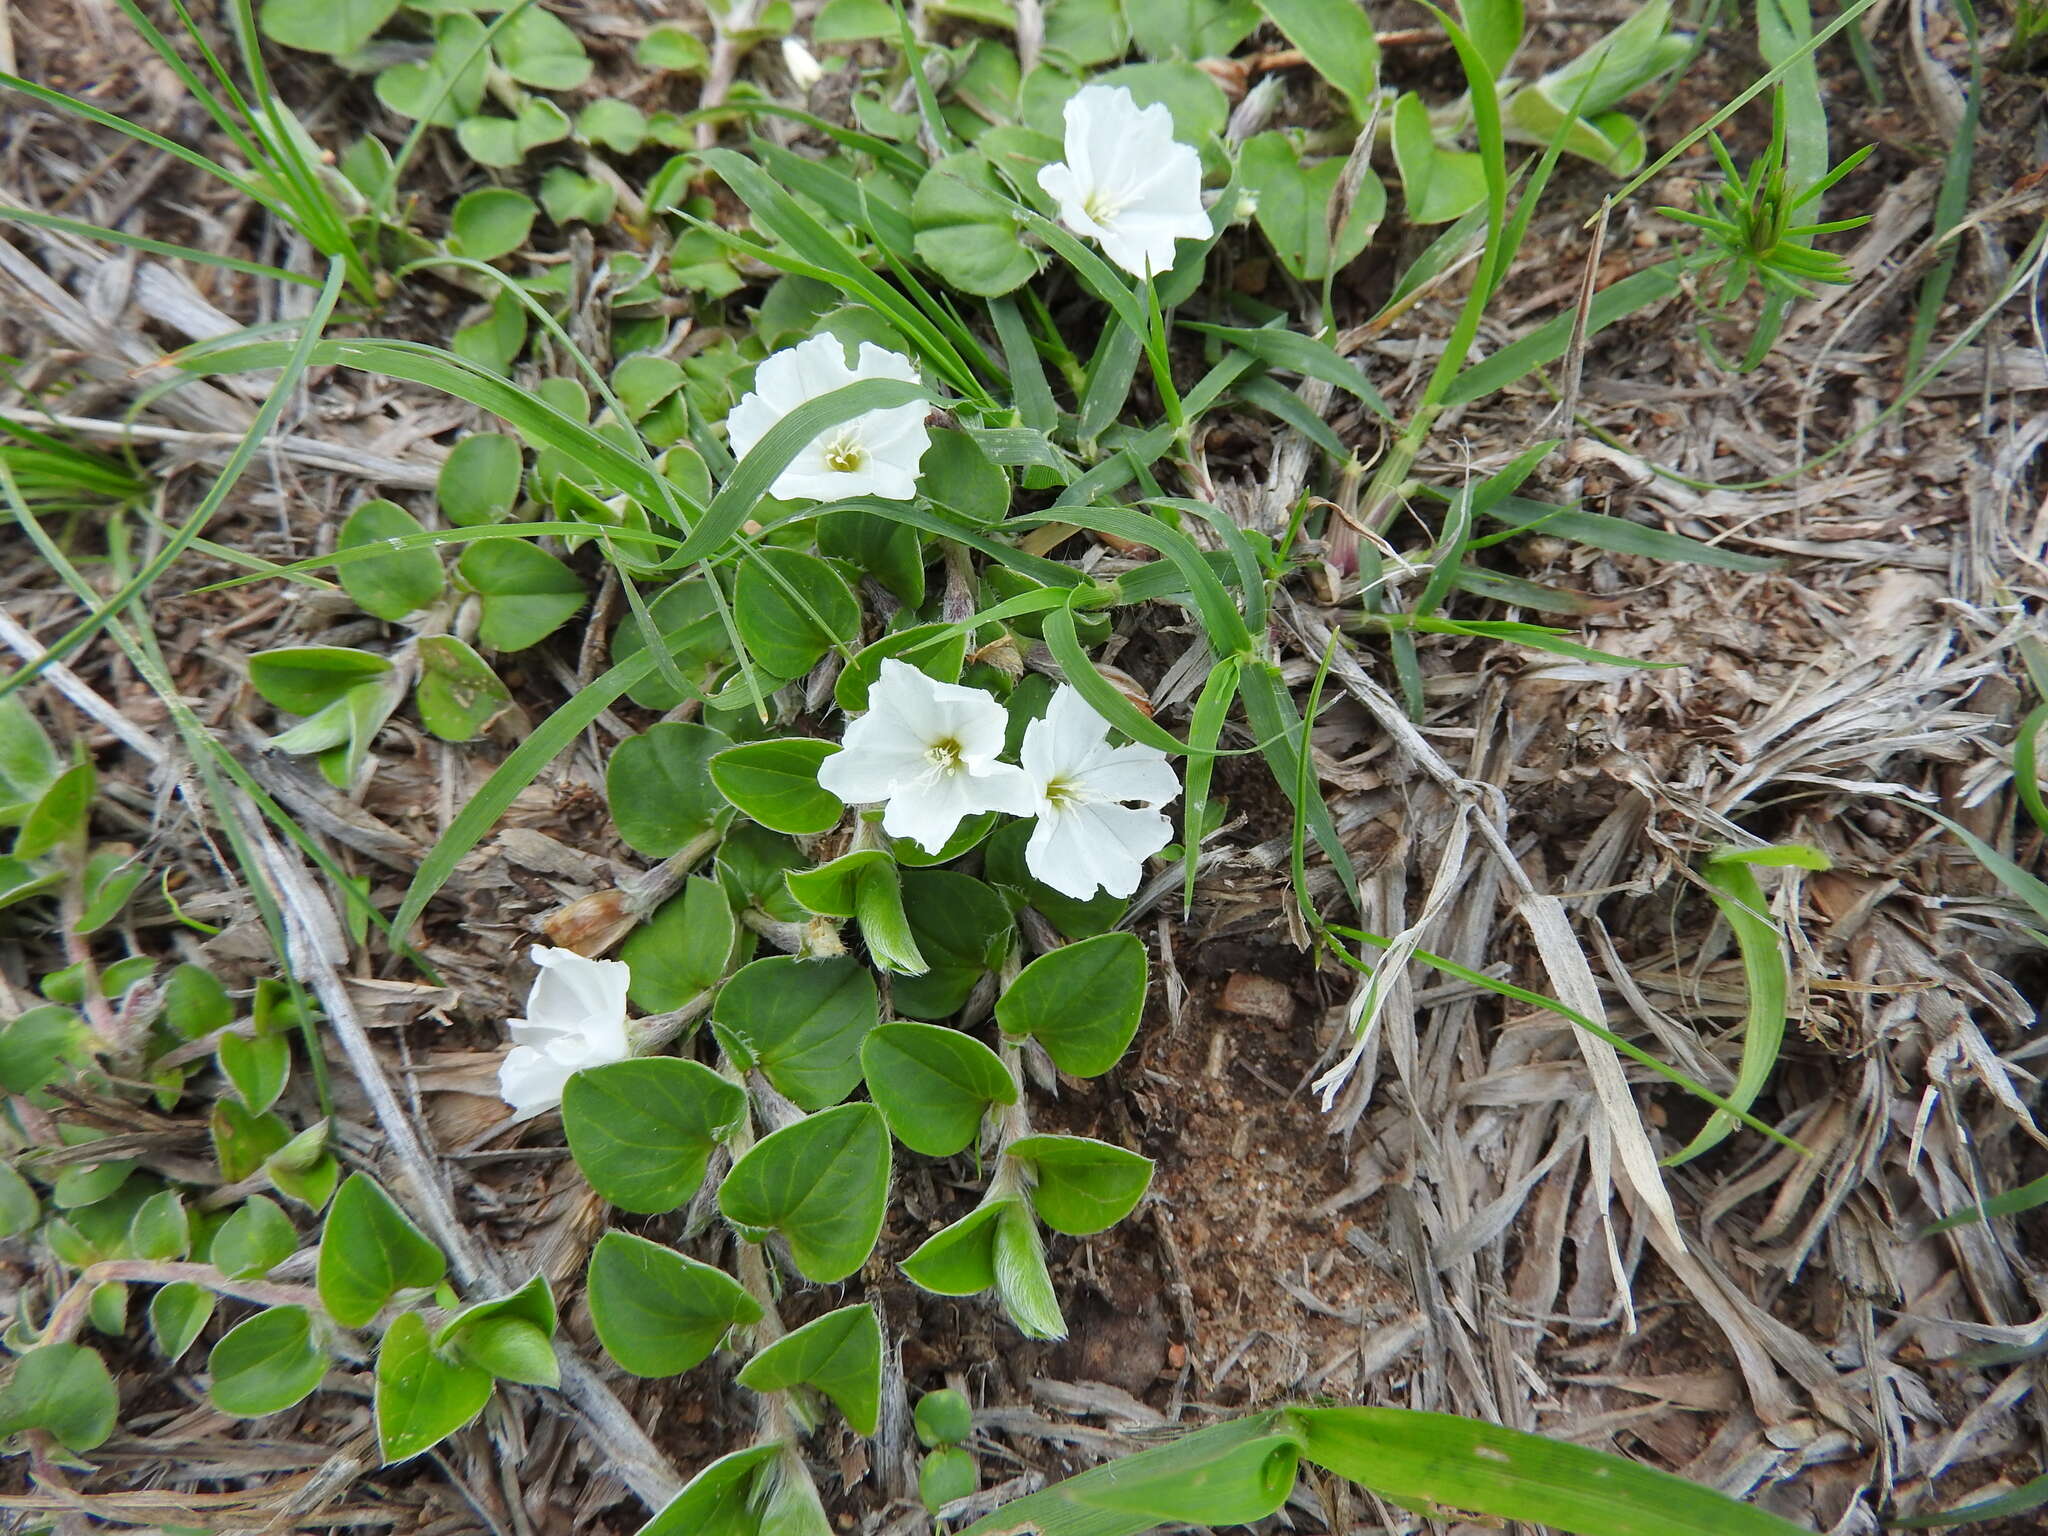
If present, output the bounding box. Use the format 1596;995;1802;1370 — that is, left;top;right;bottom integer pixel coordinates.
207;1305;326;1418
710;738;842;835
718;1102;890;1282
1005;1134;1152;1235
149;1282;215;1362
712;956;877;1111
861;1023;1016;1156
620;875;740;1013
449;187;538;263
994;931;1146;1077
317;1173;447;1328
338;500;447;622
638;1442;783;1536
892;870;1014;1020
212;1193;299;1279
732;546;861;680
735;1302;882;1435
587;1230;762;1377
563;1058;746;1214
438;433;524;526
900;1198;1008;1296
457;540;587;651
375;1310;494;1462
0;1342;117;1451
248;646;393;716
607;721;735;855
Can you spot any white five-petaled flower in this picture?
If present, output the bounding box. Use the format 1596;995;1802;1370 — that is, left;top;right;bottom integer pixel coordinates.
1020;685;1180;900
726;335;929;503
818;659;1034;853
1037;84;1211;280
498;946;631;1114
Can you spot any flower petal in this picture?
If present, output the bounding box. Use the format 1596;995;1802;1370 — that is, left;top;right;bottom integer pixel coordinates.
1074;742;1180;807
499;1043;573;1114
817;740;932;804
1025;800;1172;898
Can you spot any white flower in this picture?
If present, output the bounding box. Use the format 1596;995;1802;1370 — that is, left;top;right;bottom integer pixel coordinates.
1020;685;1180;900
818;660;1034;852
726;335;929;502
498;946;631;1114
1037;84;1211;280
781;37;824;90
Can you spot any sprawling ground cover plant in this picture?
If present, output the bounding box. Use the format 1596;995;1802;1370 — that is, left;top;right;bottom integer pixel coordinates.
0;0;1918;1529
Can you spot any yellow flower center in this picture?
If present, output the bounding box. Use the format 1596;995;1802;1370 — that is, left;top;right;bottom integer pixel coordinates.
1042;775;1079;810
1081;189;1125;226
925;738;963;772
824;434;868;474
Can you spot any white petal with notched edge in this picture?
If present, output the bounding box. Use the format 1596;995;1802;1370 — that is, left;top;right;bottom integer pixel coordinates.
1019;684;1180;899
726;335;929;502
1037;84;1211;280
817;660;1036;853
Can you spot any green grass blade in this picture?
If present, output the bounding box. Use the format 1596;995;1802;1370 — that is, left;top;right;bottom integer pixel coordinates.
0;206;319;286
1484;495;1780;571
1445;262;1681;404
1891;1475;2048;1529
1296;1406;1813;1536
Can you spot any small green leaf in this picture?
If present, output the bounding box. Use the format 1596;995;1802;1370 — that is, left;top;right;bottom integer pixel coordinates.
458;540;586;651
620;876;740;1012
211;1102;291;1183
638;1443;783;1536
449;1314;558;1387
15;761;93;859
586;1230;762;1377
1254;0;1378;117
127;1190;191;1262
917;428;1011;524
248;646;393;716
0;1343;117;1451
0;1004;79;1093
900;1197;1008;1296
73;844;145;934
915;1388;974;1448
912;151;1043;297
259;0;397;55
710;738;843;835
607;722;734;856
995;931;1146;1076
149;1282;215;1362
438;433;524;526
375;13;488;124
162;963;231;1040
921;1445;980;1512
375;1311;494;1462
892;871;1014;1019
1041;0;1129;68
0;697;60;820
0;1159;39;1237
448;188;537;263
712;956;877;1111
1127;0;1261;58
579;98;647;154
1005;1134;1153;1234
816;0;895;38
456;98;572;168
718;1102;890;1282
1237;132;1385;283
836;625;967;713
317;1174;447;1328
611;577;732;710
636;22;709;69
735;1303;883;1435
563;1058;746;1214
218;1031;291;1115
212;1194;299;1279
818;510;928;605
415;635;513;741
495;4;593;88
539;166;616;226
207;1305;326;1418
732;546;861;680
861;1023;1016;1156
